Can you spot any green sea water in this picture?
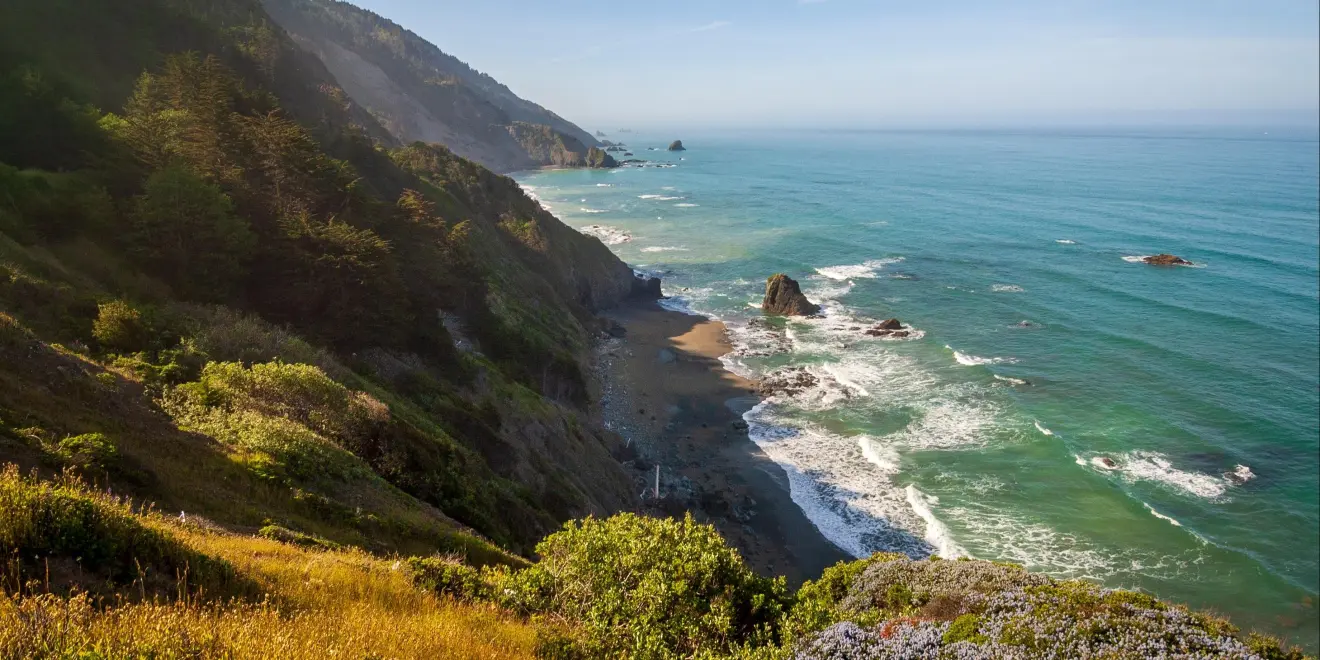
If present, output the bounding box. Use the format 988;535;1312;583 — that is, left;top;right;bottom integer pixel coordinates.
515;127;1320;648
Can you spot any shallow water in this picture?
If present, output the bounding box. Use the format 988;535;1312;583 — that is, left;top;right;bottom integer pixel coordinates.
515;127;1320;648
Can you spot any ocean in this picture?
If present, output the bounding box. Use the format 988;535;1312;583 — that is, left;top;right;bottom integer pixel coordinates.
514;127;1320;648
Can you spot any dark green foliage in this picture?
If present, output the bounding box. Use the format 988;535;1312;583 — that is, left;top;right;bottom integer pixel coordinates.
942;613;986;644
0;66;112;172
127;166;255;300
0;464;247;598
407;556;488;601
493;513;790;659
0;164;114;243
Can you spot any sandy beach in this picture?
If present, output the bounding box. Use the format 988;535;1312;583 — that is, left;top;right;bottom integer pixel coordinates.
595;301;849;586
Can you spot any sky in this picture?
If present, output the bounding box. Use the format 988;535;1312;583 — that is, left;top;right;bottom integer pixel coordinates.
346;0;1320;129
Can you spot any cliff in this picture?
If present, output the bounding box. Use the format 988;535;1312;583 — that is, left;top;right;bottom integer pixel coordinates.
506;122;618;169
260;0;601;172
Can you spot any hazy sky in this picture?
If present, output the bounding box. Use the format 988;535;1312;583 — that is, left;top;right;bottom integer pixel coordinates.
346;0;1320;129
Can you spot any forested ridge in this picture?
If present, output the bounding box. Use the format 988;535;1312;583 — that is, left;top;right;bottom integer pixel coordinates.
0;1;1309;658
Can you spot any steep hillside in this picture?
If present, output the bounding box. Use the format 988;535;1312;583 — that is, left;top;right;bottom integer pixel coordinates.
261;0;602;172
0;0;658;562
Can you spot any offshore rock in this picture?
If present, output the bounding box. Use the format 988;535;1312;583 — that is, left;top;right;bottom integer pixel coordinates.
762;274;820;316
1143;254;1193;266
668;140;686;151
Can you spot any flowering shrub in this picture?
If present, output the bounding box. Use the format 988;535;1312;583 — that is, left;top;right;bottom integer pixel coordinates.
792;559;1307;659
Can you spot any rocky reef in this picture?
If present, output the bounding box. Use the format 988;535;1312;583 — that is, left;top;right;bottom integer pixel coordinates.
1143;253;1194;266
762;274;820;316
668;140;686;151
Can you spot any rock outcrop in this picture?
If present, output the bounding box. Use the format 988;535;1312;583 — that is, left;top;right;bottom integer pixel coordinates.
762;274;820;316
668;140;686;151
585;147;618;169
1143;254;1193;266
508;122;617;168
757;367;818;397
631;273;663;299
864;319;910;338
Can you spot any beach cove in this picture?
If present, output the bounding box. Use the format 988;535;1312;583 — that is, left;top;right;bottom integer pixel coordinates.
518;127;1320;648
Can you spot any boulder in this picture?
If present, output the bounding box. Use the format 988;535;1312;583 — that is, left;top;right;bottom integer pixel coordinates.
864;318;910;338
668;140;686;151
1143;254;1193;266
762;274;820;316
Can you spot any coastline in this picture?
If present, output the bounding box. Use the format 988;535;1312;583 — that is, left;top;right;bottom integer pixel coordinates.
595;301;849;586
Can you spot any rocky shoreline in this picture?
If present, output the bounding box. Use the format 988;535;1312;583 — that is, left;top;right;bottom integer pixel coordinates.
591;302;849;585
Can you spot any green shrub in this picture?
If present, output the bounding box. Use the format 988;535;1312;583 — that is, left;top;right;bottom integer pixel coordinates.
493;513;789;659
407;556;488;601
50;432;119;473
0;464;244;598
179;361;389;448
92;300;148;352
1246;632;1309;660
781;553;905;643
256;524;340;551
942;613;986;644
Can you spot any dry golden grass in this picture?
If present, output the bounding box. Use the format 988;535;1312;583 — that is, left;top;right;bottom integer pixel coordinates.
0;592;536;659
0;470;536;659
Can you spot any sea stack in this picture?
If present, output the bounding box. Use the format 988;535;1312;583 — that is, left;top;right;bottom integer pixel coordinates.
632;272;663;299
668;140;686;151
762;274;820;316
1143;254;1193;266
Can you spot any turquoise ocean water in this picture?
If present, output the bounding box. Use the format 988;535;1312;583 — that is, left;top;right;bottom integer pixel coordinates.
514;128;1320;648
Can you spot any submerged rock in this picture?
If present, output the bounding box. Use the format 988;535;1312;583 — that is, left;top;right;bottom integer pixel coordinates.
757;367;818;397
762;274;820;316
668;140;686;151
1143;254;1193;266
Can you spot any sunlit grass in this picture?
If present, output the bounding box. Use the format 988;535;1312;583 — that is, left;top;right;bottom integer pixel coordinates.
0;591;536;659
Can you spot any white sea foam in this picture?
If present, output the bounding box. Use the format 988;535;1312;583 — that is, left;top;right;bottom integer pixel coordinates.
596;183;613;187
991;284;1025;293
944;505;1117;577
674;203;699;208
640;246;689;253
905;485;968;559
577;224;630;245
1033;420;1054;436
638;194;685;201
815;257;905;281
1056;239;1077;244
1122;255;1150;263
1144;502;1183;527
1229;464;1256;483
1104;451;1228;499
579;208;608;214
994;374;1029;386
947;346;1018;366
743;402;935;558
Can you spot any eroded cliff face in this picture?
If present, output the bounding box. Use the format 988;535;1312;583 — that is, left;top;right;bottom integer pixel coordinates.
507;123;619;169
261;0;600;172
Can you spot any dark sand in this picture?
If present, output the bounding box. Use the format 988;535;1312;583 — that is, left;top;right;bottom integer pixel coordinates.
595;302;849;586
